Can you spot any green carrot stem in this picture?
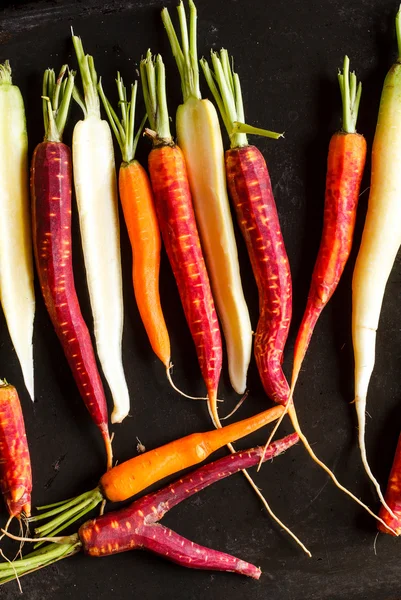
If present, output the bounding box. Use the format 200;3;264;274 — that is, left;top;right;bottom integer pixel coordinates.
41;66;75;142
337;55;362;134
397;6;401;61
140;50;172;143
232;121;284;140
72;33;100;118
0;60;12;85
161;0;201;102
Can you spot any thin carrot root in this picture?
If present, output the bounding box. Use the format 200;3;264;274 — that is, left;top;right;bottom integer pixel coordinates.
101;427;113;472
221;390;249;420
211;402;310;555
355;399;397;519
166;364;221;401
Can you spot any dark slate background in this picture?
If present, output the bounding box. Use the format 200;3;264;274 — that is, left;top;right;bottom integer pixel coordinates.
1;0;401;598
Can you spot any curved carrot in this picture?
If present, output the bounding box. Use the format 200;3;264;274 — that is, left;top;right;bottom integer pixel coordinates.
0;380;32;518
98;77;170;367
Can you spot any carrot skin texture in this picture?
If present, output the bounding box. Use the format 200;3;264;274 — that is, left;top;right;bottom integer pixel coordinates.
31;142;111;461
80;434;298;577
119;161;170;366
294;132;367;379
100;404;284;502
225;145;292;404
0;382;32;518
378;432;401;535
148;144;222;411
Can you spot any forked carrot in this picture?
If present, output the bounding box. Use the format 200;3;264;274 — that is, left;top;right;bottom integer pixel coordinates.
0;433;299;584
98;75;171;369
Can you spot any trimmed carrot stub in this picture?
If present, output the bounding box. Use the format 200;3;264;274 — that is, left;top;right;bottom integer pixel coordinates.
31;66;112;470
0;380;32;519
162;0;253;396
98;75;171;368
72;34;130;424
0;434;299;584
378;432;401;535
140;51;222;425
27;405;285;539
201;50;291;407
0;61;35;401
352;8;401;514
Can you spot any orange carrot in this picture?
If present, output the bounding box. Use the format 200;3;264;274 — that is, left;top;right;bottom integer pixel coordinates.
98;77;170;368
28;405;284;539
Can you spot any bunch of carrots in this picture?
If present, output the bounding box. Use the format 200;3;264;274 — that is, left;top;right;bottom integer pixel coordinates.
2;0;401;588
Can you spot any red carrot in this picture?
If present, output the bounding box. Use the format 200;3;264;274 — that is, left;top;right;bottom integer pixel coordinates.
378;432;401;535
0;434;299;584
201;51;291;406
140;51;222;425
31;66;112;469
0;380;32;519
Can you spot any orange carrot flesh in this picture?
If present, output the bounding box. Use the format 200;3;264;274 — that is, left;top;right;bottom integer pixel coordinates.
0;380;32;518
378;432;401;535
119;160;170;366
148;144;222;420
292;131;366;388
225;145;292;405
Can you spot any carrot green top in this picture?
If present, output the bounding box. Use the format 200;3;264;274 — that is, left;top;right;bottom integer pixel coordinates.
0;61;12;85
161;0;201;102
42;65;75;143
201;49;283;148
98;75;146;164
72;33;100;119
337;55;362;134
140;50;173;146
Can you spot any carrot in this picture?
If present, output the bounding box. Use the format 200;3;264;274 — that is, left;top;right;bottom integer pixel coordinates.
378;432;401;535
0;433;299;584
162;0;253;397
0;380;32;519
140;51;222;423
31;66;112;471
27;405;285;539
352;8;401;513
201;50;291;407
97;75;171;368
71;34;130;424
201;50;395;532
0;61;35;400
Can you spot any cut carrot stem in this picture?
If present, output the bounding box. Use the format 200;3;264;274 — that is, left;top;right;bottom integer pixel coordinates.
0;434;300;584
31;66;112;471
27;405;285;538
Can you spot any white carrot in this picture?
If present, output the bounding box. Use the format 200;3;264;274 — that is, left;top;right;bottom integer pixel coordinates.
72;35;130;424
0;61;35;400
161;0;252;396
352;8;401;516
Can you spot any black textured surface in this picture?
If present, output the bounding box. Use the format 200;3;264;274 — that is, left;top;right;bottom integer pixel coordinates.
1;1;401;599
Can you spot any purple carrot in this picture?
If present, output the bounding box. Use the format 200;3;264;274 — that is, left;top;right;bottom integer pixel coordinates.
0;434;299;584
31;67;112;469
